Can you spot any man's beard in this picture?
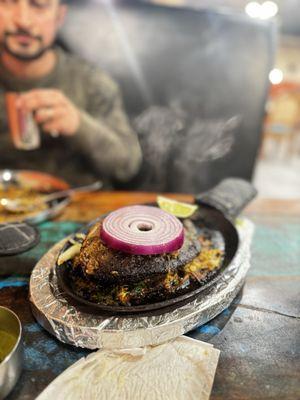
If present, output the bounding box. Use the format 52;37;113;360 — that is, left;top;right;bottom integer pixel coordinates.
2;30;53;61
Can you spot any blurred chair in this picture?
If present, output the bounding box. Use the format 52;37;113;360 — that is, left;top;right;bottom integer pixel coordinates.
59;0;276;193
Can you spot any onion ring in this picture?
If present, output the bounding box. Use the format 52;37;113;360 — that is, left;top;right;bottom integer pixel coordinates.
100;205;184;255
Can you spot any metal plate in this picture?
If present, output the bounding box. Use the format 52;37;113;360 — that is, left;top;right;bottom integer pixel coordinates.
29;217;254;350
0;170;70;224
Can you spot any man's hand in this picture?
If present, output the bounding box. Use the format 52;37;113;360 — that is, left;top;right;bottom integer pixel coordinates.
18;89;81;136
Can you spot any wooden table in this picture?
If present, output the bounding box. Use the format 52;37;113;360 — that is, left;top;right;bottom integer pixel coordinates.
1;192;299;400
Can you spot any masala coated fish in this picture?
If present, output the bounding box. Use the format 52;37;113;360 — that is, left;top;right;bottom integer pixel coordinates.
74;219;201;285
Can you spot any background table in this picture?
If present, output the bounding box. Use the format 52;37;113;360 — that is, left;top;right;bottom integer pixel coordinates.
1;192;299;400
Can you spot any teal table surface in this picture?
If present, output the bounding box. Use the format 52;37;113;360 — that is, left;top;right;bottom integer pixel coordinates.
1;214;299;400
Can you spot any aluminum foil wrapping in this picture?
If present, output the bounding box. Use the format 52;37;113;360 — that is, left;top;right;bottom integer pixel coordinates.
30;218;254;350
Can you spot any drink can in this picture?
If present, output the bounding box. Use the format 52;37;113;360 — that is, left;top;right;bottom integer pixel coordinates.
5;92;40;150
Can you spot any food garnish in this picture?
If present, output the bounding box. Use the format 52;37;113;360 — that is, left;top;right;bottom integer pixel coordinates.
57;242;82;266
100;205;184;255
157;196;198;218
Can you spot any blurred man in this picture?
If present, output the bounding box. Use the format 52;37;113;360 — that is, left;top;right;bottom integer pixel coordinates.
0;0;142;185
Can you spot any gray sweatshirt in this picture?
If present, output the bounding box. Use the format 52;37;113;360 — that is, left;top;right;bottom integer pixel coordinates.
0;48;142;186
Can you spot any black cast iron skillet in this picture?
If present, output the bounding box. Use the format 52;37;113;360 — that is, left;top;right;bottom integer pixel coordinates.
55;178;257;315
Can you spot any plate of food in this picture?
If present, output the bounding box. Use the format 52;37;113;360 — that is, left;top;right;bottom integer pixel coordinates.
0;170;70;224
55;179;257;315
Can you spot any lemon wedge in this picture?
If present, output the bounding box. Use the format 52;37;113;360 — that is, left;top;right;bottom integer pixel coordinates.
157;196;198;218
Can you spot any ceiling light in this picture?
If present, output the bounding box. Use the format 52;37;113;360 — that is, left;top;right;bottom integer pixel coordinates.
260;1;278;19
245;1;278;19
269;68;283;85
245;2;261;18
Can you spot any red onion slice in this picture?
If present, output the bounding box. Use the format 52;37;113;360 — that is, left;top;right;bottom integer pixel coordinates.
100;205;184;255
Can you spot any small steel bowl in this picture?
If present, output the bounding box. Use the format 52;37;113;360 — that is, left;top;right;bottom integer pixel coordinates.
0;307;22;400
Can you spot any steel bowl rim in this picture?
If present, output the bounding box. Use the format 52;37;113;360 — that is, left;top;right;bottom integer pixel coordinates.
0;306;22;366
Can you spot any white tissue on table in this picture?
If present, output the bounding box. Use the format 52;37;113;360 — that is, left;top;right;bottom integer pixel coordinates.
37;336;220;400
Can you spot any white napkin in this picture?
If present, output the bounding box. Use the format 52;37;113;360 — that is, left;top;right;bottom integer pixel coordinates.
37;336;219;400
